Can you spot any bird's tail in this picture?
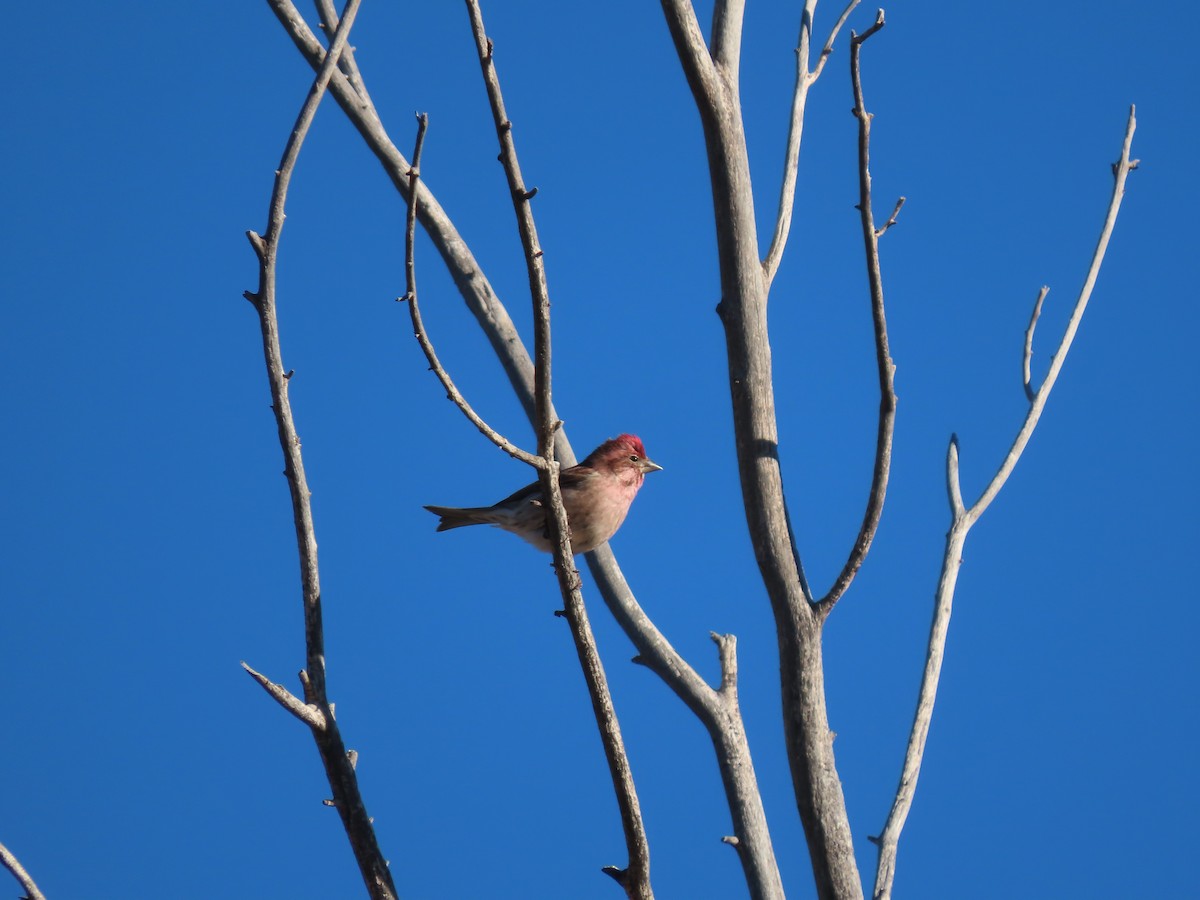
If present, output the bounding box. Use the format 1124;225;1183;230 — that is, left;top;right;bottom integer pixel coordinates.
424;505;490;532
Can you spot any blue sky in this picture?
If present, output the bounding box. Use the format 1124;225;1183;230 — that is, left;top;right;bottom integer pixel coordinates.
2;2;1196;898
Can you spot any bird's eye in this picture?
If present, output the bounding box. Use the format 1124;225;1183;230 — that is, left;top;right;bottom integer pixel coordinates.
629;455;640;462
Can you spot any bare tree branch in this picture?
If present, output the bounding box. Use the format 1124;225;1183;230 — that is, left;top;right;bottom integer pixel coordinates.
711;0;746;72
817;9;896;616
244;0;351;715
968;107;1137;525
946;434;965;517
875;196;905;237
243;3;396;897
871;105;1138;900
241;662;328;730
399;113;543;469
1022;286;1049;401
661;2;862;896
538;470;656;900
763;0;860;285
0;841;46;900
660;0;720;107
463;4;652;895
867;447;967;900
462;4;553;449
814;1;863;81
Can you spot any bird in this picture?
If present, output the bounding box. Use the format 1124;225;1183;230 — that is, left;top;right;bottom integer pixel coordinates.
425;434;662;554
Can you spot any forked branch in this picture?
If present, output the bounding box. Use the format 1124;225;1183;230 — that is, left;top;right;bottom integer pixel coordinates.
871;106;1138;900
967;107;1137;525
763;0;860;285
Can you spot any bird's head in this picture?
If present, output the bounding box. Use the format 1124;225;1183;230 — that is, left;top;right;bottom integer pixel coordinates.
587;434;663;479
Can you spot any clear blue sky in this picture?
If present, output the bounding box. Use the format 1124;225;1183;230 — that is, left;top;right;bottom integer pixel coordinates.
3;2;1195;898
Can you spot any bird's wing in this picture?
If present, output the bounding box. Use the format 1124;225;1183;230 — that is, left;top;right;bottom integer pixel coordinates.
493;479;545;509
558;463;598;490
493;463;598;509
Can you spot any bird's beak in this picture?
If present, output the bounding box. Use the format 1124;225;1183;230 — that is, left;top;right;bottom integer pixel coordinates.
640;457;663;474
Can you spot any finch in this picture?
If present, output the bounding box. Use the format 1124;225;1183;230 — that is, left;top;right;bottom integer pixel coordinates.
425;434;662;554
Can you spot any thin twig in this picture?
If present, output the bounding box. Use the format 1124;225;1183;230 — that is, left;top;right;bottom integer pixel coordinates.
0;841;46;900
854;7;885;42
871;106;1138;900
815;0;861;78
463;4;553;444
875;196;905;237
241;661;328;730
1022;286;1049;401
400;113;543;469
763;0;860;285
243;3;396;898
464;3;652;896
817;10;896;616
